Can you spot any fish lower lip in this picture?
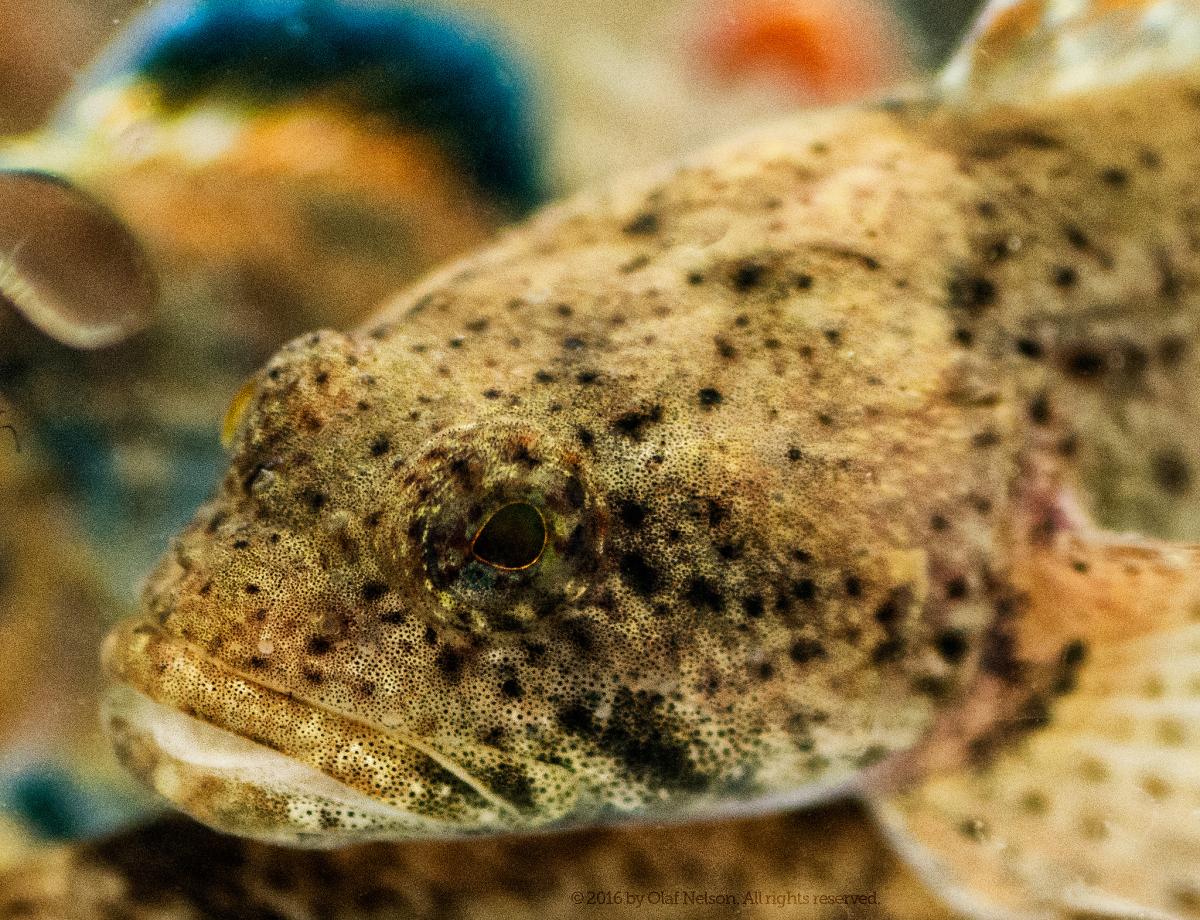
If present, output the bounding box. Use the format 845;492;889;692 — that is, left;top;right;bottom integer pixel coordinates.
104;685;440;847
101;618;527;844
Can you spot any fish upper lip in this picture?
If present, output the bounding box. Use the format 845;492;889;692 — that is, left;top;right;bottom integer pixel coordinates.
102;616;525;821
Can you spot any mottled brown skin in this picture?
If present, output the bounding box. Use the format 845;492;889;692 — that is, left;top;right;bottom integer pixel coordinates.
98;66;1200;846
0;803;953;920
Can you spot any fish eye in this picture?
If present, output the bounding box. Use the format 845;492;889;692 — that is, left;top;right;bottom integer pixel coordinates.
471;502;547;571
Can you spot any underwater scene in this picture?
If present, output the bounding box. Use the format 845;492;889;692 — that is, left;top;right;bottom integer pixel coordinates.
2;0;1200;917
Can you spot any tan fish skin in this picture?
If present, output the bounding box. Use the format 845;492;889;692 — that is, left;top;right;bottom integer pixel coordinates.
96;50;1200;841
0;803;953;920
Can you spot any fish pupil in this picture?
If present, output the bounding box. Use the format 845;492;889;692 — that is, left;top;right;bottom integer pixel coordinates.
471;502;547;571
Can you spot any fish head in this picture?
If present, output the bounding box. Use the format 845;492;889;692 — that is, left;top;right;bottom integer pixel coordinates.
102;120;1019;845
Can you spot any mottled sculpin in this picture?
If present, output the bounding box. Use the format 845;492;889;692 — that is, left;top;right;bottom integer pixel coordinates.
58;1;1200;918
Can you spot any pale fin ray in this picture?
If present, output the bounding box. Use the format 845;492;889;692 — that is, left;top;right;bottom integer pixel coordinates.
941;0;1200;106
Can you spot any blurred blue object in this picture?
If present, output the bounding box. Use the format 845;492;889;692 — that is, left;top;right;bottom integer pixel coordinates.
3;763;149;842
68;0;546;214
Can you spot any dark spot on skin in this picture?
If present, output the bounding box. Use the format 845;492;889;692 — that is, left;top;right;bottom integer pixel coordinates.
577;428;595;448
613;405;663;438
731;261;766;292
844;576;863;597
435;646;464;681
313;371;329;385
423;625;438;646
562;617;596;651
563;337;586;351
930;514;948;531
1159;335;1189;367
744;595;764;618
500;678;524;699
380;611;405;625
972;430;1000;449
687;271;705;285
1016;337;1044;359
618;500;649;529
872;639;906;663
795;273;814;290
1100;166;1129;187
946;576;969;600
698;387;723;407
599;688;708;792
949;275;997;314
1063;346;1106;378
706;500;728;527
791;579;816;602
1064;224;1089;249
576;370;600;385
369;436;391;457
787;447;803;462
244;584;260;595
685;577;724;612
306;490;328;512
619;552;660;596
307;636;332;656
789;639;827;664
232;540;249;550
935;629;970;664
362;582;388;602
1052;266;1078;288
1052;639;1088;695
624;212;660;235
953;328;974;347
558;702;595;734
534;370;555;384
1152;449;1193;495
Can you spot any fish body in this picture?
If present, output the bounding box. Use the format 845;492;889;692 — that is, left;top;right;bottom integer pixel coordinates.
11;1;1200;918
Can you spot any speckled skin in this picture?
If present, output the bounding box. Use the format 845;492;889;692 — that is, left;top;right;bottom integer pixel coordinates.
94;64;1200;848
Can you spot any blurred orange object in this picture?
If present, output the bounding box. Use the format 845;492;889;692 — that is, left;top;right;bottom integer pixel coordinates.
699;0;915;102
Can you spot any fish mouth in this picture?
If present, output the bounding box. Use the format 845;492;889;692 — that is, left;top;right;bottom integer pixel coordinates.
102;618;567;847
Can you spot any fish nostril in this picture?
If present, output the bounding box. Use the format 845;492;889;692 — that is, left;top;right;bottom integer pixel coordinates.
471;503;547;571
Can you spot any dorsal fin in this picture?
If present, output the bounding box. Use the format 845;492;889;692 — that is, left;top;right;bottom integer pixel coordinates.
941;0;1200;107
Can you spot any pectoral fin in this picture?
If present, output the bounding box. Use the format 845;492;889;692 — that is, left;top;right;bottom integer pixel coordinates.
0;171;156;349
873;532;1200;919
